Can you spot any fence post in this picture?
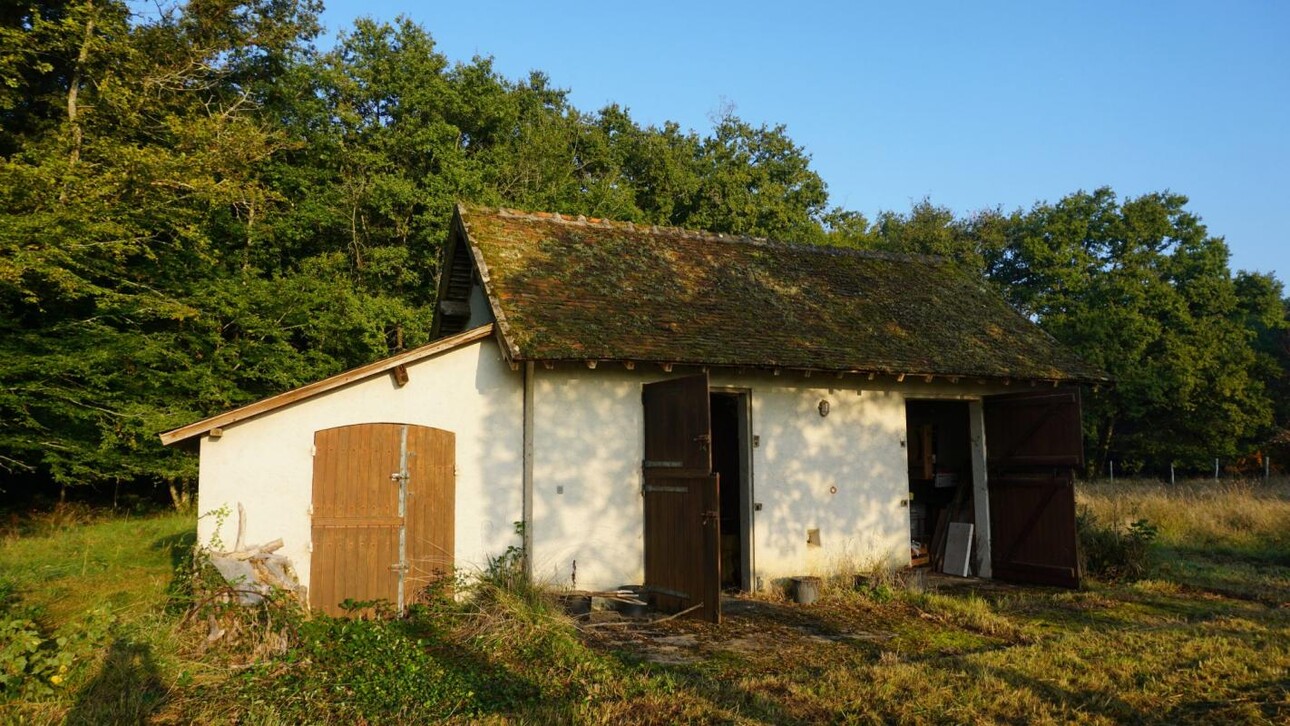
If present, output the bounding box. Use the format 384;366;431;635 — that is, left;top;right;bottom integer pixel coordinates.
1214;458;1219;482
1267;456;1272;483
1109;459;1115;484
1169;463;1175;486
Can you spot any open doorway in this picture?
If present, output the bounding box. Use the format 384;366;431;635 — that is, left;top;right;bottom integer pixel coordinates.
710;391;752;591
905;400;974;571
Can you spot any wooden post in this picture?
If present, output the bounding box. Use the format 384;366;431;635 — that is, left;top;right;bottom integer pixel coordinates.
968;401;991;579
1169;463;1175;486
1266;456;1271;483
1109;459;1114;484
1214;458;1219;482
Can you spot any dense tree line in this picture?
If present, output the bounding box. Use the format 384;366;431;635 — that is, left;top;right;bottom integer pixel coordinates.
2;1;1285;506
849;193;1289;476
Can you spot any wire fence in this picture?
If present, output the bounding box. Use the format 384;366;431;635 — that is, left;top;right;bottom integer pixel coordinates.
1105;456;1275;485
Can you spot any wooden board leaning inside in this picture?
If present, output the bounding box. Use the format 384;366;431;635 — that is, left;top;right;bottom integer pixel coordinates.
905;401;977;576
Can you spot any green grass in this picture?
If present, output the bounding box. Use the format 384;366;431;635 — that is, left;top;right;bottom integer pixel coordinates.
0;511;195;724
2;480;1288;724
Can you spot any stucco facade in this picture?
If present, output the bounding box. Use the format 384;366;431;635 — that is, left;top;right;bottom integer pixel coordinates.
195;337;524;587
192;330;1016;595
529;364;1008;591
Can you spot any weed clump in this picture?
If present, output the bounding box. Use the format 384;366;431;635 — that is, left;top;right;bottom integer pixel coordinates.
0;580;116;700
1078;508;1158;581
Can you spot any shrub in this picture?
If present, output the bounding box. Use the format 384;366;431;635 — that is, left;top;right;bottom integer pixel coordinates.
0;597;115;699
1078;508;1158;581
233;614;482;722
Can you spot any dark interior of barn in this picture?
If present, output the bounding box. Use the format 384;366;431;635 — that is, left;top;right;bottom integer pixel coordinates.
905;400;974;568
710;392;744;590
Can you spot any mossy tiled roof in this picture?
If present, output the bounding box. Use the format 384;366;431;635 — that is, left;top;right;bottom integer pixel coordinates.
455;205;1107;382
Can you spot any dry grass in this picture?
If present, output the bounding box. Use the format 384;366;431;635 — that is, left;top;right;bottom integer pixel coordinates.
3;483;1289;724
1078;476;1290;605
1078;476;1290;553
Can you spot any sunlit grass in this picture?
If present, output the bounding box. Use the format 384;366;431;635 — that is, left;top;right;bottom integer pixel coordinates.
0;512;194;724
1078;476;1290;552
1078;476;1290;604
2;483;1288;724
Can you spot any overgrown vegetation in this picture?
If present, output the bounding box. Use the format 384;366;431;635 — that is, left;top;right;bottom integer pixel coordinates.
1079;477;1290;604
1;480;1287;723
1077;509;1159;581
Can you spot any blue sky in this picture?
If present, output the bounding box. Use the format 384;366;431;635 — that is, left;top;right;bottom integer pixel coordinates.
315;1;1288;279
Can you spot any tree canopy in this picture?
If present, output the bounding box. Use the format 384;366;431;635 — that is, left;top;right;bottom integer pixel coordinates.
1;0;1285;505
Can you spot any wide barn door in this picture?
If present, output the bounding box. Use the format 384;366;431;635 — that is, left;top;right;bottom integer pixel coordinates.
310;423;455;615
642;374;721;623
984;389;1084;588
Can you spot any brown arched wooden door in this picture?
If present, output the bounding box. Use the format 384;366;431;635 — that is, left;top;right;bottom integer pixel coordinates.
309;423;455;615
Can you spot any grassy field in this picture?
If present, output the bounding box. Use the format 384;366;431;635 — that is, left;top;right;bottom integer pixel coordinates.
1;479;1287;724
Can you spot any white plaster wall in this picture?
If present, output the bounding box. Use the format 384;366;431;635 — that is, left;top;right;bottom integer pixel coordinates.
528;367;1013;591
196;337;523;590
716;376;910;585
530;367;645;589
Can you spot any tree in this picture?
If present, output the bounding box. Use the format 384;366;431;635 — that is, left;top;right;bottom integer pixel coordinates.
1234;273;1290;466
676;114;830;241
985;189;1274;473
0;0;324;506
864;198;1002;275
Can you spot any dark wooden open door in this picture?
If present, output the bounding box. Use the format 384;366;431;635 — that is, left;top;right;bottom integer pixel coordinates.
310;423;455;615
642;374;721;623
984;389;1084;588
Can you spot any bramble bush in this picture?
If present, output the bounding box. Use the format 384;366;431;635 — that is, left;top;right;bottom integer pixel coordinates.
1078;509;1159;581
0;581;115;699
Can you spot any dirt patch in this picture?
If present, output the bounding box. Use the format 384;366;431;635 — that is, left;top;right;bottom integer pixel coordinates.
578;595;898;664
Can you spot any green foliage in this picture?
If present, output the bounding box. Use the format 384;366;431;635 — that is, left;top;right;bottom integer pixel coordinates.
0;585;115;699
0;3;849;501
1;3;1285;500
1077;509;1159;581
232;613;482;722
5;507;1290;723
991;189;1279;470
479;520;528;594
865;187;1289;472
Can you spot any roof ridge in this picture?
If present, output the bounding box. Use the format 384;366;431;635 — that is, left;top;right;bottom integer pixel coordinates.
466;204;946;265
